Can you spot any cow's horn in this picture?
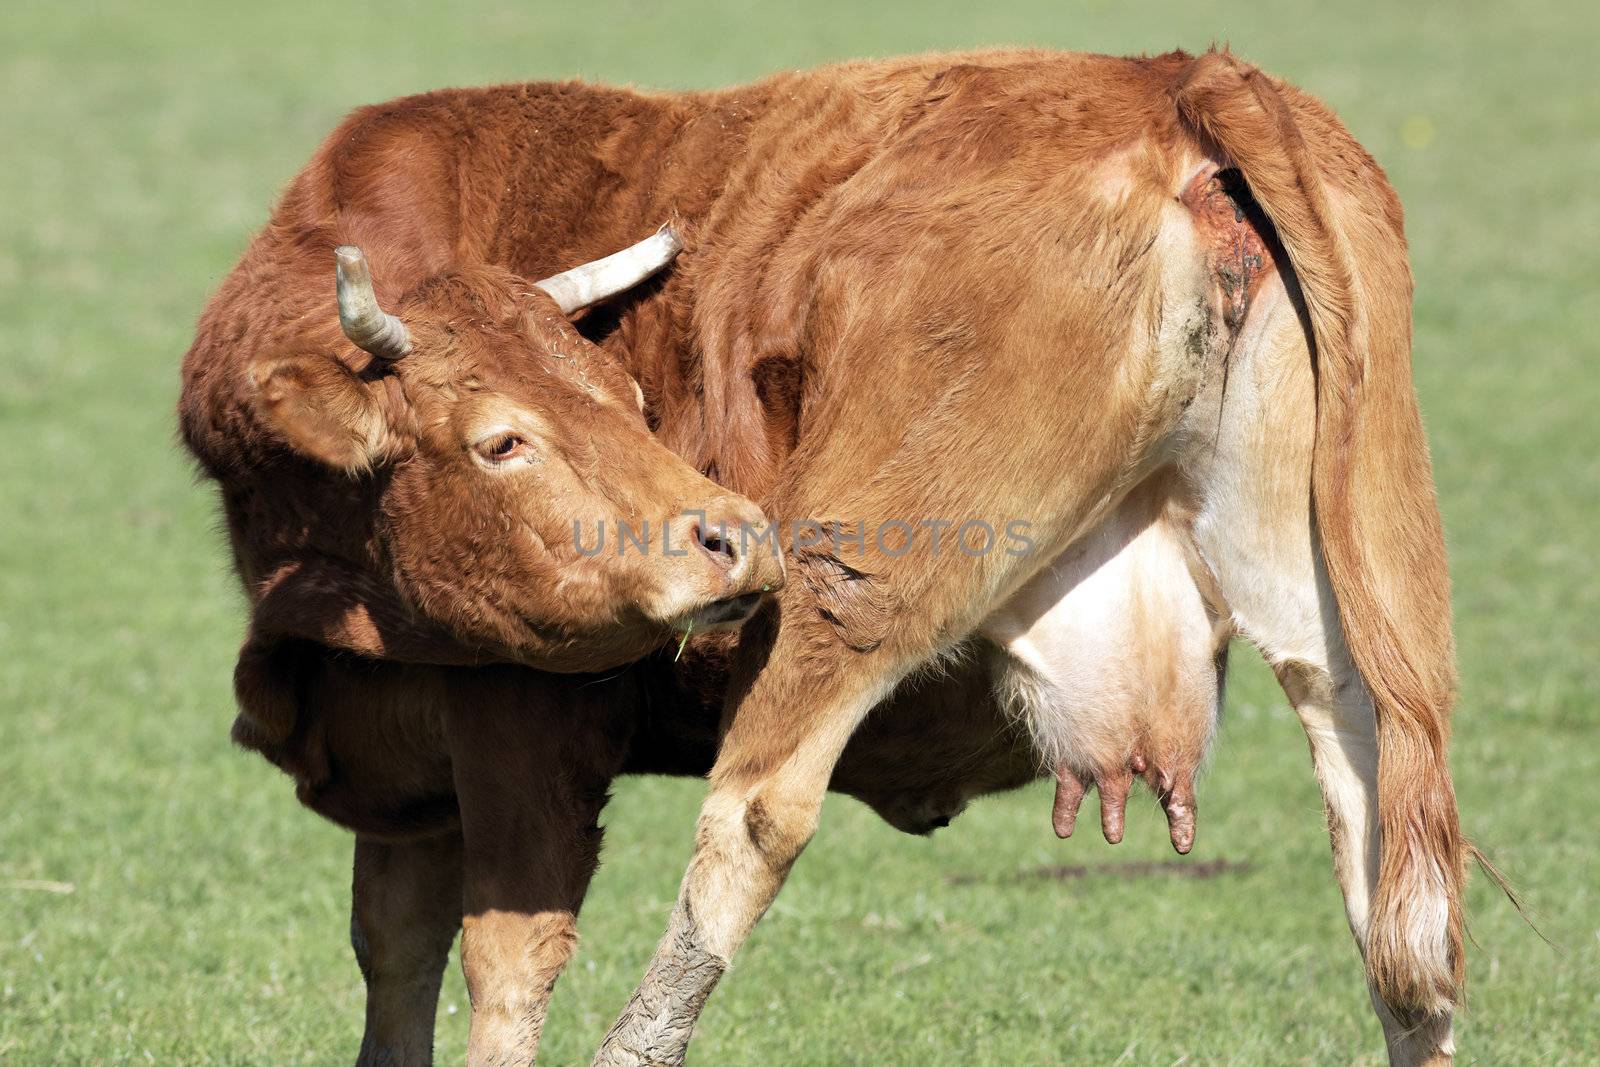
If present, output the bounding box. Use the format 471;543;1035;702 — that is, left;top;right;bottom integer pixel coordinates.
533;223;683;315
335;246;411;360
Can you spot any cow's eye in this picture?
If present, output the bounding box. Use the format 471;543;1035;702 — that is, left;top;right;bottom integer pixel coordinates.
474;432;529;464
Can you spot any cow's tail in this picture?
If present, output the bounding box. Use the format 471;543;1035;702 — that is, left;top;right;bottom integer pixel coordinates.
1175;51;1466;1019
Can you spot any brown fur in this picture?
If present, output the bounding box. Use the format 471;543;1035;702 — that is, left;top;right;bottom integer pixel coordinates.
182;46;1464;1065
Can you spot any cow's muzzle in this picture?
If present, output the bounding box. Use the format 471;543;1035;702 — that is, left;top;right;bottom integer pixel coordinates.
686;591;765;629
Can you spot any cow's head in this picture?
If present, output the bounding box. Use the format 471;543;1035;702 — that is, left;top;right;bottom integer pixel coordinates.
248;227;782;671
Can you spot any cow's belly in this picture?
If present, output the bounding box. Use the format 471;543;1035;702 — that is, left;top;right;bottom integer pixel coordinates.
978;479;1226;801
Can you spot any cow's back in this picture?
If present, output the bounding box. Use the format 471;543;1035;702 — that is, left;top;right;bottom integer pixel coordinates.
659;50;1199;501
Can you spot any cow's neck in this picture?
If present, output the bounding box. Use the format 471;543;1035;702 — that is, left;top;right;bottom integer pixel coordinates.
469;87;754;285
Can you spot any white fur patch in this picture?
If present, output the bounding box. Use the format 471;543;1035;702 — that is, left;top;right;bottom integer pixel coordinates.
980;490;1219;778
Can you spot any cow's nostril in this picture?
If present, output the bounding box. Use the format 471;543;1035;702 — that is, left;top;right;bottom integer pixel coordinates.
694;522;740;569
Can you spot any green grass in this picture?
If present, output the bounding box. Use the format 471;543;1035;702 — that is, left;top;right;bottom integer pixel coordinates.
2;1;1597;1063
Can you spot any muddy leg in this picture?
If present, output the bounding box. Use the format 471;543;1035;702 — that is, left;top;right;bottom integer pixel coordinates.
591;601;902;1067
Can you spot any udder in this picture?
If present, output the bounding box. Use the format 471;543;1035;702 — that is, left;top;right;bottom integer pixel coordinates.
980;478;1228;854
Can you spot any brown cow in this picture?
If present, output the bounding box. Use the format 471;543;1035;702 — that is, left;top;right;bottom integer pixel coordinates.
177;164;792;1061
181;46;1464;1067
574;49;1465;1067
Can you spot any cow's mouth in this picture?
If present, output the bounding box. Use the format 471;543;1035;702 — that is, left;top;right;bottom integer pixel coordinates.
682;591;765;631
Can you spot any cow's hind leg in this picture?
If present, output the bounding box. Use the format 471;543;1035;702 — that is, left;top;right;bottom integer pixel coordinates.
1220;555;1452;1064
1181;283;1457;1065
352;832;463;1067
592;582;902;1064
594;430;1154;1064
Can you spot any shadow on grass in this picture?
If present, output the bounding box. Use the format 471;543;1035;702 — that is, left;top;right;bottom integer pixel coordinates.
947;858;1251;887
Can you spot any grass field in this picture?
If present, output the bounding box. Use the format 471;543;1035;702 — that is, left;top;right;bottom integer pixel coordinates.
3;1;1597;1063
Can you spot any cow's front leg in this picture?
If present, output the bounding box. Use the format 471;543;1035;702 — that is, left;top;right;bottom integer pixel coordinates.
351;832;463;1067
457;904;579;1065
447;669;628;1066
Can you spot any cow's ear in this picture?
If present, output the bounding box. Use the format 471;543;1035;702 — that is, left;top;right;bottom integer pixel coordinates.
232;631;316;750
250;351;399;471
